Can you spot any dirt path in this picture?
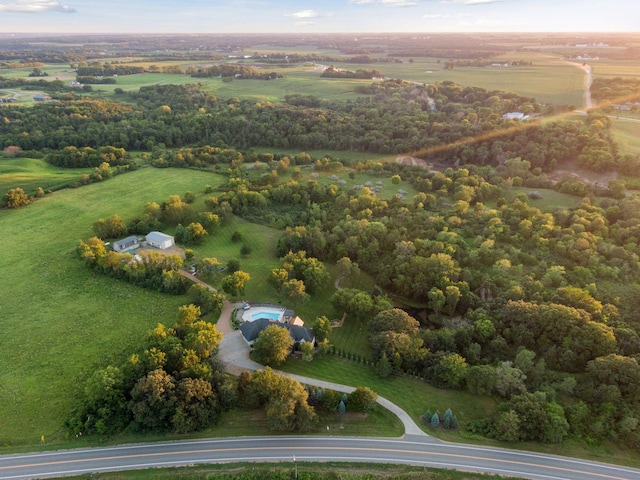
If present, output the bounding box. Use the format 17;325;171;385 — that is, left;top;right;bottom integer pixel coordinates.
566;61;593;111
583;63;593;109
178;270;215;290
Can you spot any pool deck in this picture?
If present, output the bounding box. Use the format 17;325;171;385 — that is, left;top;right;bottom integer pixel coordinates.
240;304;286;323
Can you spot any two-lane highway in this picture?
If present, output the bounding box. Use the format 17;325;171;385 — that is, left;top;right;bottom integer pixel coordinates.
2;436;640;480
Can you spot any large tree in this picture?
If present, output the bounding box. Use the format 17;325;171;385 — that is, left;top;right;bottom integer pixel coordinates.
243;367;316;432
253;324;293;366
221;270;250;296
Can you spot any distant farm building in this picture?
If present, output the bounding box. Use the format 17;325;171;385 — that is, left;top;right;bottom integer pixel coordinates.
33;94;52;102
112;235;141;252
145;231;175;250
502;112;529;121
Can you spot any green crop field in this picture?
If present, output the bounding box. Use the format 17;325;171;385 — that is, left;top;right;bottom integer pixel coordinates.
591;59;640;79
327;53;586;107
0;168;224;447
3;51;590;107
0;157;91;195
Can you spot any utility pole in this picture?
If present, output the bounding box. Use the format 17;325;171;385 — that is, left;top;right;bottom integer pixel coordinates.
294;454;297;479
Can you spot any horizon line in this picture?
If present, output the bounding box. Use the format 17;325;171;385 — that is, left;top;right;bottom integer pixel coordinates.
1;31;639;35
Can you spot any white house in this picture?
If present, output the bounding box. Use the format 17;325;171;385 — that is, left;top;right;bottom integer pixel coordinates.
145;231;174;250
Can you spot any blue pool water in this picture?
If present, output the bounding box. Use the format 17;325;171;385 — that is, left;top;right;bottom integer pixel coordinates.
252;311;281;321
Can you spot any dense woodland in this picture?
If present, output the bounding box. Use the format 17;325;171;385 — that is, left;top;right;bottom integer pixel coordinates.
0;81;632;176
3;50;640;451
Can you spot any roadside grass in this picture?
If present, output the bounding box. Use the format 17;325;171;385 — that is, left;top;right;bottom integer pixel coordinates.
53;463;525;480
6;405;402;454
0;157;91;194
0;167;224;447
214;407;403;438
280;355;497;442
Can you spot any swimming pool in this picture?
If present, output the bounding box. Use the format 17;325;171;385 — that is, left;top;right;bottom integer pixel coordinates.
242;305;286;323
251;311;282;321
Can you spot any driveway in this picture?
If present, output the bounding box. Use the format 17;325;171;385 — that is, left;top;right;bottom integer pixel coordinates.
214;299;428;437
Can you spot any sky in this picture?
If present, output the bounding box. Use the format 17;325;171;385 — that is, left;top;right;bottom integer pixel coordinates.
0;0;637;34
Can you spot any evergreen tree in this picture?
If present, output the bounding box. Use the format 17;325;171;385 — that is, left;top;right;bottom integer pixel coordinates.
431;412;440;427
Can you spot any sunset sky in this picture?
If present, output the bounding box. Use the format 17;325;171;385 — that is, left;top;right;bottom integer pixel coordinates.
0;0;636;34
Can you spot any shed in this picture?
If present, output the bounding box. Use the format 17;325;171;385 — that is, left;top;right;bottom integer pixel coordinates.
113;235;140;252
146;231;174;250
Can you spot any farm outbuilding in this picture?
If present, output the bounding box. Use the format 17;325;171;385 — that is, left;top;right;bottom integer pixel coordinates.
145;231;174;250
112;235;140;252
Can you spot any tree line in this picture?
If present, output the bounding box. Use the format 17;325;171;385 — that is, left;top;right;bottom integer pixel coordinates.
3;81;631;174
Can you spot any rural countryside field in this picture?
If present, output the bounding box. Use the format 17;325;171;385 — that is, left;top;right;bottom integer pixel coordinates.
2;30;640;479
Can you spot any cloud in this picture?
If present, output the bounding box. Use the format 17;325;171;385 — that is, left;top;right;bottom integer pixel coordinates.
382;0;419;6
348;0;419;6
0;0;76;13
286;9;319;18
424;12;470;18
440;0;502;4
294;21;316;26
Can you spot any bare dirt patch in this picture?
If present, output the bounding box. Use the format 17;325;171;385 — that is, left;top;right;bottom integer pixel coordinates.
137;244;186;258
395;155;448;172
546;160;618;187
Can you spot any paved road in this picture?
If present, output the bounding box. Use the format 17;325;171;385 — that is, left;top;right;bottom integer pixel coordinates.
2;436;640;480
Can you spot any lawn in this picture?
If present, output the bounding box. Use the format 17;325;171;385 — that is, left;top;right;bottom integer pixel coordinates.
190;215;349;330
0;157;91;195
189;215;283;303
0;167;224;448
508;186;584;210
280;355;497;443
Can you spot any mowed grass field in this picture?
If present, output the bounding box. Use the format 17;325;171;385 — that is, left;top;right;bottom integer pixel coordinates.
279;355;497;442
0;157;91;195
0;168;223;448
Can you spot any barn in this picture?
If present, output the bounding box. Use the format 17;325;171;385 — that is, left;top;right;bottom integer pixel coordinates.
145;231;175;250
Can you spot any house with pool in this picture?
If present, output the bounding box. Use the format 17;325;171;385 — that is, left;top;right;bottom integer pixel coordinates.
238;303;315;346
